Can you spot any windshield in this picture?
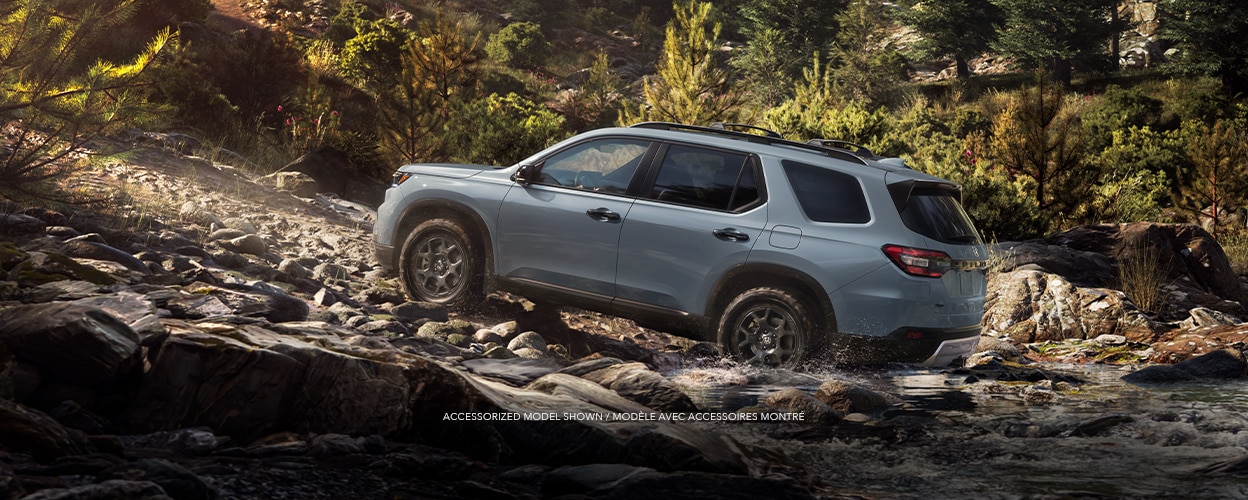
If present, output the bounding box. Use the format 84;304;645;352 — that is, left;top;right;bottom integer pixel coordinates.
900;188;982;245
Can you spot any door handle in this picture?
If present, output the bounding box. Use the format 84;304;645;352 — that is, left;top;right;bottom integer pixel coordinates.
713;228;750;242
585;207;621;222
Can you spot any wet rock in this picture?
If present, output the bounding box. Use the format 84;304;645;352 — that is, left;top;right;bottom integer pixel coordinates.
1020;384;1058;405
125;428;225;457
540;463;654;496
374;447;478;480
308;433;362;457
98;458;218;500
0;399;88;460
813;380;892;414
762;388;841;424
391;301;448;322
0;302;141;393
542;466;817;499
22;479;171;499
581;362;698;413
463;358;561;386
484;346;518;359
1123;348;1246;384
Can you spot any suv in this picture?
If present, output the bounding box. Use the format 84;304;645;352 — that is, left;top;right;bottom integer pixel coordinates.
374;123;987;367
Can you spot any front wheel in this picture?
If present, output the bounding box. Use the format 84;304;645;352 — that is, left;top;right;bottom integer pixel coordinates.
717;287;815;368
398;218;480;306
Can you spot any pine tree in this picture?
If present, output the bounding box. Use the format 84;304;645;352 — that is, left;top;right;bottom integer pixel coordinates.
622;0;743;125
990;0;1126;86
0;0;172;197
897;0;1005;78
1175;120;1248;237
1161;0;1248;95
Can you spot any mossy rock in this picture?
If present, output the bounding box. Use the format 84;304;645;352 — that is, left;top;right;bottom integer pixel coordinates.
445;333;471;348
416;320;474;340
0;241;28;272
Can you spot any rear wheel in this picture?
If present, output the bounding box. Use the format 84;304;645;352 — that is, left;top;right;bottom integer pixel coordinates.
398;218;479;306
717;287;814;368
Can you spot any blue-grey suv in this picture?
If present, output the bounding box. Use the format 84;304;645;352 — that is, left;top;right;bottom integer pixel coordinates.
374;123;988;367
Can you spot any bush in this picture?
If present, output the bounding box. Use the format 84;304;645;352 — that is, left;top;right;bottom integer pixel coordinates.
444;93;566;165
340;17;410;86
486;22;551;70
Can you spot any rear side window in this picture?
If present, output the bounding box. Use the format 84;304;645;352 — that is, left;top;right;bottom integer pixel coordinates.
900;187;982;245
648;145;759;211
782;160;870;223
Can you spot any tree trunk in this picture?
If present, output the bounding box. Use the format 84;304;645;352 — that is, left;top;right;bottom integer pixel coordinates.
955;55;971;79
1049;59;1072;87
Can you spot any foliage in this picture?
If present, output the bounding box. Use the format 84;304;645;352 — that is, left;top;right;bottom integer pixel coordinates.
0;0;173;197
339;16;410;87
621;0;743;125
728;28;795;108
1118;240;1169;315
1087;126;1179;223
735;0;846;84
896;0;1004;78
374;16;482;165
988;76;1094;219
1174;119;1248;237
486;22;551;70
989;0;1125;85
444;93;566;165
832;0;908;106
1160;0;1248;95
1082;85;1164;151
555;51;625;132
1219;230;1248;275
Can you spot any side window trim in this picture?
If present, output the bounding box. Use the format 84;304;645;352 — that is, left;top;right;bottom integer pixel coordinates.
639;141;765;213
529;136;656;197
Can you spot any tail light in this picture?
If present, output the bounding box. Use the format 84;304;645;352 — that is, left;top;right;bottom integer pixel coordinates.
882;244;952;278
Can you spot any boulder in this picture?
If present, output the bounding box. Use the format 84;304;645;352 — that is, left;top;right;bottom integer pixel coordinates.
1149;324;1248;363
813;379;892;414
0;303;141;394
123;321;755;474
762;388;841;424
18;479;170;499
983;270;1168;343
581;362;698;413
58;240;151;275
0;399;88;460
991;240;1115;287
1123;348;1247;384
1050;223;1248;311
97;458;218;500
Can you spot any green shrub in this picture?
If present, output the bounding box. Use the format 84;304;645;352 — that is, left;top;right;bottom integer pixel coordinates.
444;93;567;165
340;17;411;86
1082;85;1164;151
486;22;551;70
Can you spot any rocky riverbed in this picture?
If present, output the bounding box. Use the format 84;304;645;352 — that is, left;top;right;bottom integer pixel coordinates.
2;143;1248;498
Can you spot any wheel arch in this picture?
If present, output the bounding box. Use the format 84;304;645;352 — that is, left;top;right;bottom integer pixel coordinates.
394;199;496;292
707;263;837;335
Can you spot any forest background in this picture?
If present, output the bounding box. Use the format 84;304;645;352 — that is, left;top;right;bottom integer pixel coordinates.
2;0;1248;257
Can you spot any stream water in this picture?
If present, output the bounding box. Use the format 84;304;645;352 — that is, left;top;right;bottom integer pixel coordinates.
666;361;1248;498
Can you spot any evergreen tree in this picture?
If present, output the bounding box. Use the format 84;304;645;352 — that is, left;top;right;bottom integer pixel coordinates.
1160;0;1248;95
0;0;172;196
989;77;1093;216
734;0;847;103
990;0;1126;86
374;16;480;164
832;0;908;105
1175;120;1248;237
896;0;1004;78
622;0;742;125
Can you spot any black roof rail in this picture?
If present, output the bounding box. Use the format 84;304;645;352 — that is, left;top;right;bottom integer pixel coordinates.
629;121;868;165
709;122;782;138
806;139;882;160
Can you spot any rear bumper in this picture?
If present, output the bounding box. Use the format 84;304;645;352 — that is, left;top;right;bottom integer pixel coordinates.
823;324;981;366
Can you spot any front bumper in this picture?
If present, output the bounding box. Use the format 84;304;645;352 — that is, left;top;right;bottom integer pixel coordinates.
375;243;396;273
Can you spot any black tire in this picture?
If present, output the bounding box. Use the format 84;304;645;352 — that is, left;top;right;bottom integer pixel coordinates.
716;287;815;368
398;218;480;306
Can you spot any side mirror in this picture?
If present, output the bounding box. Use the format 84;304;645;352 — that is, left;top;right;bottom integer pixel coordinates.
512;164;535;185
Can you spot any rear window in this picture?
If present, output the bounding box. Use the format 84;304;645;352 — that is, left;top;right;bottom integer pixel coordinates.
900;187;982;245
782;161;870;223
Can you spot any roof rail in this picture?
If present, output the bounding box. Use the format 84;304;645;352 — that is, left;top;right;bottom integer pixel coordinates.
629;121;867;165
806;139;881;160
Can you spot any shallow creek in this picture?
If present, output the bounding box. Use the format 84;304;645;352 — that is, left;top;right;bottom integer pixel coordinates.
667;362;1248;498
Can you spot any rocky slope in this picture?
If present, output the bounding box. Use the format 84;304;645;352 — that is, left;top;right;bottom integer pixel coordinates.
1;139;1247;498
